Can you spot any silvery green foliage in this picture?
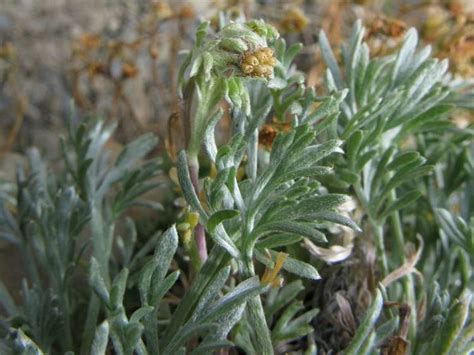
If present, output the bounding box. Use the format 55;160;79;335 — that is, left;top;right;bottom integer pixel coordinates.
414;284;473;355
175;97;355;353
0;117;162;353
235;280;319;353
178;27;358;274
2;328;45;355
435;209;473;260
318;21;453;220
1;284;61;354
318;24;471;233
318;21;473;230
89;225;261;355
0;117;264;354
180;120;354;272
0;17;473;355
0;148;90;352
317;19;473;353
414;110;473;295
173;17;361;354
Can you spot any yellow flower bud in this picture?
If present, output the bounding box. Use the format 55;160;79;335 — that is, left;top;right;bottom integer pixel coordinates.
253;65;265;77
255;51;268;63
247;55;259;66
242;64;254;74
262;47;274;57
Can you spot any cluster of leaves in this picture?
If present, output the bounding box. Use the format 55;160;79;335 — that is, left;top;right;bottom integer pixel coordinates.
0;16;473;355
174;34;359;352
0;116;158;353
312;20;474;353
0;117;261;354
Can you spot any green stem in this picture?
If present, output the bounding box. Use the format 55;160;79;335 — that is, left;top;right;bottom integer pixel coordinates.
354;182;389;277
80;294;100;355
144;309;160;355
247;129;258;181
182;77;209;263
387;190;417;344
373;224;389;277
239;135;272;353
270;90;282;121
188;154;208;262
19;243;41;287
240;220;273;353
162;246;229;347
345;289;383;355
242;255;274;355
388;191;406;267
59;284;74;352
81;209;115;354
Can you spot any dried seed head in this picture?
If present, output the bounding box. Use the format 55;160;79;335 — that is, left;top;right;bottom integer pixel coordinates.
240;47;277;78
178;3;195;19
441;20;474;77
122;62;139;78
280;7;309;34
152;1;173;19
149;44;159;59
79;33;102;50
0;42;15;59
259;124;278;148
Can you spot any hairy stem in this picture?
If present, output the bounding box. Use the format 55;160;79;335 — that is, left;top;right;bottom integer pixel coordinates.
80;294;100;355
162;247;229;346
19;243;41;288
242;254;274;355
188;156;208;262
81;209;115;354
354;181;389;276
144;309;160;355
182;76;208;263
372;223;389;277
59;285;73;352
388;189;417;343
241;220;273;354
247;129;258;181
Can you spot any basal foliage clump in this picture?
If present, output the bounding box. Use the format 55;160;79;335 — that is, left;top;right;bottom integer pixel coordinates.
0;17;473;355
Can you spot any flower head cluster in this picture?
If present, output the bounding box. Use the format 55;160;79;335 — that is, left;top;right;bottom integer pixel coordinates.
188;20;279;82
240;47;277;78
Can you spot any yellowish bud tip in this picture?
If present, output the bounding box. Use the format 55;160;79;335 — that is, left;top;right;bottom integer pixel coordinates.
182;230;192;246
261;252;288;287
186;212;200;229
